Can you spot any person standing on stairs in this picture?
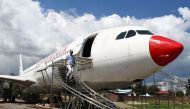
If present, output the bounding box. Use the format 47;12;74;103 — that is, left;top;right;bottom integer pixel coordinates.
65;49;75;80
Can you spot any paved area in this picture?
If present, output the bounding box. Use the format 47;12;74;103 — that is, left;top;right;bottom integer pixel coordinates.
0;103;35;109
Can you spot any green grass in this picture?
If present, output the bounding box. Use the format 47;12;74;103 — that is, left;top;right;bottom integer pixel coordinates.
127;100;190;109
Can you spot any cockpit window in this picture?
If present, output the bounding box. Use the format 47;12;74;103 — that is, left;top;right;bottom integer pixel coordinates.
116;31;127;40
126;30;136;38
136;30;154;35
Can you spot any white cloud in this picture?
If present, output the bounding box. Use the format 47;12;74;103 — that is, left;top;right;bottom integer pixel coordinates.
178;7;190;20
0;0;189;75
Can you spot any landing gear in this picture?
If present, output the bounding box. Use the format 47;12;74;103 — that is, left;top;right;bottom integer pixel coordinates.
2;82;18;102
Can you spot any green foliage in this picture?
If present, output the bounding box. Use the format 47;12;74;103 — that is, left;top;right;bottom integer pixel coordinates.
147;85;159;95
133;82;147;96
186;78;190;96
176;90;184;97
133;82;161;96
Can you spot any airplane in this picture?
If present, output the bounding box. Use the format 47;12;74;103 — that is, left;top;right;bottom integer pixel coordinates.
0;26;184;93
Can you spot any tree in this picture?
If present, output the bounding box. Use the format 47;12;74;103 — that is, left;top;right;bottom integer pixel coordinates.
147;85;159;96
176;91;184;97
10;73;16;76
133;82;147;96
186;79;190;96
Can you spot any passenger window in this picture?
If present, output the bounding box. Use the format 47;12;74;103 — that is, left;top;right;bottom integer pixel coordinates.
126;30;136;38
116;32;127;40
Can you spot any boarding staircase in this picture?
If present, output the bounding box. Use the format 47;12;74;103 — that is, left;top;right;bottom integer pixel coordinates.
51;57;121;109
160;71;188;91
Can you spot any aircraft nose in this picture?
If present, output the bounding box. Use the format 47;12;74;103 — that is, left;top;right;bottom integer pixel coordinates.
149;35;183;66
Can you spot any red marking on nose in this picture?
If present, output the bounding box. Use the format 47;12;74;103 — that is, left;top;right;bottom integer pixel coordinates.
149;36;183;66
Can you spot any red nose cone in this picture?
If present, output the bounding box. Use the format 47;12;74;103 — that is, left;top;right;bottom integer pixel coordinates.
149;36;183;66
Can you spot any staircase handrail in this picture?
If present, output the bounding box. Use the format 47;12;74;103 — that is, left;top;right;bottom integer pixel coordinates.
73;71;117;108
54;70;113;109
160;71;188;88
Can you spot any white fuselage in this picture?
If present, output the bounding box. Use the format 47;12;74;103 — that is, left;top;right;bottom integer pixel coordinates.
20;26;164;92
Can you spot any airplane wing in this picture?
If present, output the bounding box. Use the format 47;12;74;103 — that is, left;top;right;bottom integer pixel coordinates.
0;75;36;86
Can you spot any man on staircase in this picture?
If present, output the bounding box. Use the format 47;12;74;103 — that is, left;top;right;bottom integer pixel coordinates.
65;49;75;80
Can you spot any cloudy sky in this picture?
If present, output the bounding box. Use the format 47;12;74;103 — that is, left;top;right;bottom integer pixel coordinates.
0;0;189;80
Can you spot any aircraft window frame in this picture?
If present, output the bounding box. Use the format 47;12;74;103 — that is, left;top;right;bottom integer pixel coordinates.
125;30;136;38
116;31;127;40
136;30;154;35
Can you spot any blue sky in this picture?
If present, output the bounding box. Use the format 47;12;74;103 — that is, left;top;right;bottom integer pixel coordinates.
36;0;190;82
38;0;190;18
0;0;190;83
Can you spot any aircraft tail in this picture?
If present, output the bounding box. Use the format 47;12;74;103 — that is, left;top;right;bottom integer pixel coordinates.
19;54;24;76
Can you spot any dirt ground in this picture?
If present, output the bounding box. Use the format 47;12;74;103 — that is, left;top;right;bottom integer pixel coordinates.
0;103;35;109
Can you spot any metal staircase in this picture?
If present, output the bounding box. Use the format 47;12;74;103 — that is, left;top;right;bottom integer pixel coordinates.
51;57;121;109
160;71;188;91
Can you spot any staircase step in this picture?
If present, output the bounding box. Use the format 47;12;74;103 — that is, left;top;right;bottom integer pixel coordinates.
51;58;120;109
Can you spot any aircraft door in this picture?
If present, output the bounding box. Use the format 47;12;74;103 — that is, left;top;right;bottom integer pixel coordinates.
82;34;97;57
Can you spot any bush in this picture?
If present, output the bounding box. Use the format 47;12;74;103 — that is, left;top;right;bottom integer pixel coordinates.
176;91;184;97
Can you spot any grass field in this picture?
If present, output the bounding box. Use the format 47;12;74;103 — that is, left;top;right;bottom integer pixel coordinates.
115;100;190;109
130;101;190;109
